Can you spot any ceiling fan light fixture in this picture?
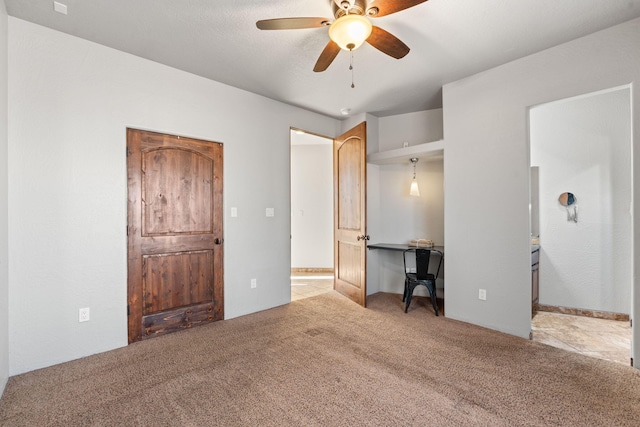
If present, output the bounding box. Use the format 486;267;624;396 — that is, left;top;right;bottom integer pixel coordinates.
328;14;372;51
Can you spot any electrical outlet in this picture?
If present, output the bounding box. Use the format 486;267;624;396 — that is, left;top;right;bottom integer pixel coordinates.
478;289;487;301
79;307;90;322
251;278;257;289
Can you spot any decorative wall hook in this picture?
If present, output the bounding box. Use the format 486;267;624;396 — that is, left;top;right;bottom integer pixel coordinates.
558;192;577;223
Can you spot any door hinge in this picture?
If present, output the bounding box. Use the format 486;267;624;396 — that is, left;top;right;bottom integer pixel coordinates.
126;226;129;236
127;305;130;316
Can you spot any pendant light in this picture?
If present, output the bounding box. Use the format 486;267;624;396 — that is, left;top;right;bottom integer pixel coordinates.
409;158;420;197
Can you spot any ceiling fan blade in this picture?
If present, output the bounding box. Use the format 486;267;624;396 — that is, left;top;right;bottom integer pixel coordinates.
256;18;330;30
366;0;429;18
314;40;341;72
366;26;410;59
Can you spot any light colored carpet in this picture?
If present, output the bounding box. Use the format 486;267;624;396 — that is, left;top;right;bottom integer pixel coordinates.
1;291;640;426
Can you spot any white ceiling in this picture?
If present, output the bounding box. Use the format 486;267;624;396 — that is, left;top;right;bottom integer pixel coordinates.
6;0;640;119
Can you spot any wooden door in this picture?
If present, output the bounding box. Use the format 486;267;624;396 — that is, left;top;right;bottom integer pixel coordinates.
127;129;223;343
334;122;367;306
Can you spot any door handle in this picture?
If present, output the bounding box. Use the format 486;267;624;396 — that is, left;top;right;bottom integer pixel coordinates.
357;235;370;241
214;238;224;245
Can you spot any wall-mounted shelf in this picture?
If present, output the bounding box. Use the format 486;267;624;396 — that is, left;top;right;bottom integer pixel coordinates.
367;140;444;165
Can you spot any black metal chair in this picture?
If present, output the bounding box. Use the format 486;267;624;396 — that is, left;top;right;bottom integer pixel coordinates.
402;248;441;316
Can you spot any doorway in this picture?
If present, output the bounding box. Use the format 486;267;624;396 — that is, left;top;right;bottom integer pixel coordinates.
528;86;632;365
290;128;334;301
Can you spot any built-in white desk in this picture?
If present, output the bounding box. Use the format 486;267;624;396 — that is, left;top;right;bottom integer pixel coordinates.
367;243;443;278
367;243;444;255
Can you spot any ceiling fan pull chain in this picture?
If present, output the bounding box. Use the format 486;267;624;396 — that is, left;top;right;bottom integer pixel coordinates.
350;49;355;88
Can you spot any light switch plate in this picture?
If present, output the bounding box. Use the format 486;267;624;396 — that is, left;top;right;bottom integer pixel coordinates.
231;207;237;217
79;307;90;322
266;208;275;217
54;1;68;15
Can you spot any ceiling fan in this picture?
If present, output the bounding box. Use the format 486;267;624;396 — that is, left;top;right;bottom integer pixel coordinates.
256;0;428;72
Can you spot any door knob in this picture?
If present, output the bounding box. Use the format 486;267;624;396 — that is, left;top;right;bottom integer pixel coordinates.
357;235;370;241
214;238;224;245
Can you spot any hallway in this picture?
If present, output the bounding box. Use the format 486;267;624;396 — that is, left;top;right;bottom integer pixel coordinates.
532;311;631;366
291;272;333;301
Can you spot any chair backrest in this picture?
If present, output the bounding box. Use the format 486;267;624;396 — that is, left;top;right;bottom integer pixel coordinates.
415;249;431;280
403;248;432;280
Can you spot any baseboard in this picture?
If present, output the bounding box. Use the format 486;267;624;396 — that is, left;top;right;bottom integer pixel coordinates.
291;268;333;274
534;303;629;321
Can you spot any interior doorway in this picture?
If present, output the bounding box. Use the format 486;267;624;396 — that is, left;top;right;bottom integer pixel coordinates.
290;128;334;301
528;86;633;365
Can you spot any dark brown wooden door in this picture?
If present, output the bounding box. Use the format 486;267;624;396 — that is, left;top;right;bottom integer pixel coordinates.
333;122;367;306
127;129;223;343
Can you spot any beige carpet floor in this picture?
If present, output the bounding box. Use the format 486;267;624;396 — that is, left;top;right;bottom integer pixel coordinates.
1;291;640;426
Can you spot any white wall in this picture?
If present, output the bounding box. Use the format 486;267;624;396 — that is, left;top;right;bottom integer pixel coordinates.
0;0;9;397
290;137;333;269
378;109;443;151
8;18;340;375
377;161;444;244
531;88;631;314
364;114;381;296
443;16;640;355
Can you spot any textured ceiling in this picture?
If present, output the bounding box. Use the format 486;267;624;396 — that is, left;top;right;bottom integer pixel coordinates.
6;0;640;119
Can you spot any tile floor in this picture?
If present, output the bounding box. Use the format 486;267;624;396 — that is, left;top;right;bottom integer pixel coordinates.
290;272;334;301
290;277;632;367
531;310;632;366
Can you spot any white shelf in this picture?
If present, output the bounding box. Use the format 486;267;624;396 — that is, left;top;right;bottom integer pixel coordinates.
367;140;444;165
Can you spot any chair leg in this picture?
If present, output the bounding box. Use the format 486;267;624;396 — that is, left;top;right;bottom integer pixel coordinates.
402;278;408;302
431;295;439;317
427;283;439;316
404;283;415;313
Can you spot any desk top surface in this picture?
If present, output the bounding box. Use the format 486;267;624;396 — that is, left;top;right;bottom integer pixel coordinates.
368;243;444;254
